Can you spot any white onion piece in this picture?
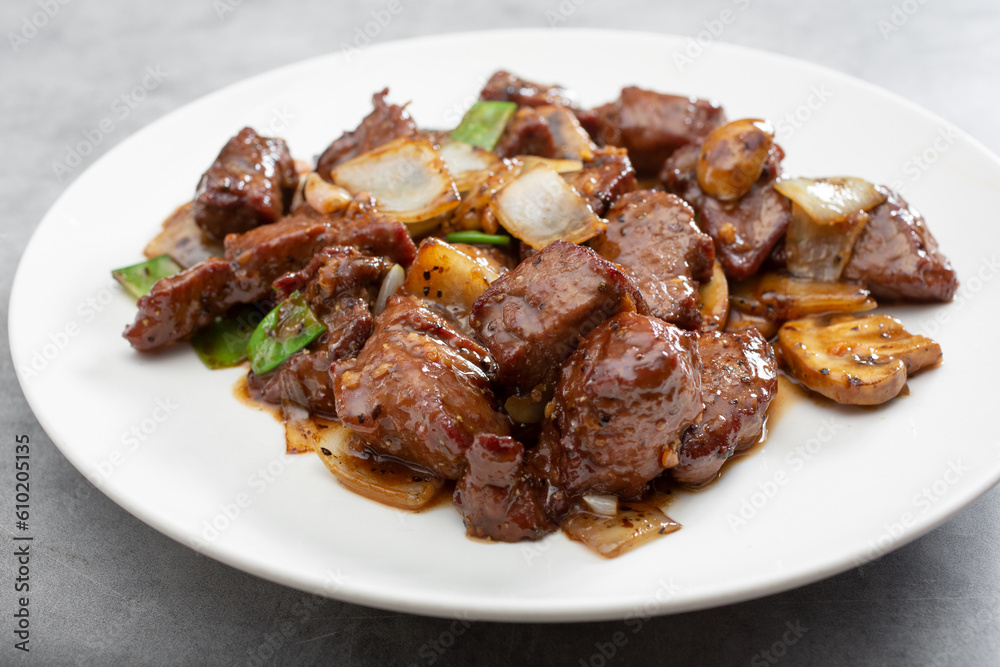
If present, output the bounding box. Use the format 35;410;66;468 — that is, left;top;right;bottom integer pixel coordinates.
489;163;605;250
538;106;596;161
582;494;619;518
785;203;869;282
304;172;352;214
402;238;499;326
311;420;444;510
143;203;223;269
518;155;584;173
437;139;501;192
562;501;681;559
331;136;460;225
773;176;887;225
374;263;405;316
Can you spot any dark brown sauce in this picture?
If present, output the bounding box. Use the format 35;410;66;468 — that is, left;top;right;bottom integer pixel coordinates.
232;372;282;421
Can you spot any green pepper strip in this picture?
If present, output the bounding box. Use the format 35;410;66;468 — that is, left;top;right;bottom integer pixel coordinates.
247;291;326;375
111;254;182;299
191;303;265;370
450;101;517;151
446;231;511;245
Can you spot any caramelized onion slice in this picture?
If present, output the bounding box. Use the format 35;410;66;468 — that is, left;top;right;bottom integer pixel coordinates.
304;172;352;214
437;139;501;192
697;118;775;201
777;313;942;405
785;204;868;282
489;163;605;250
724;309;779;340
311;420;444;510
698;259;729;332
562;501;681;559
331;136;460;225
518;156;584;174
773;177;887;226
402;238;500;326
730;273;876;322
144;202;223;269
374;263;405;316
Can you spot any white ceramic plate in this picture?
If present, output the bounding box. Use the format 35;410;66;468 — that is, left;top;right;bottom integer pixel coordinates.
11;29;1000;622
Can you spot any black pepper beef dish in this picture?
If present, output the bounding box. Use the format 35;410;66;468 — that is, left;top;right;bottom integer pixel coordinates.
115;70;957;557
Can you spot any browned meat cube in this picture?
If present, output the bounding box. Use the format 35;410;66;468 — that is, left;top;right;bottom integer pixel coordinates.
533;312;703;498
842;189;958;302
315;89;418;180
193;127;297;240
671;330;777;486
453;434;559;542
332;295;510;480
248;247;389;417
562;146;637;217
495;106;596;160
470;241;648;396
581;87;726;176
662;142;792;280
479;70;579;109
591;190;715;329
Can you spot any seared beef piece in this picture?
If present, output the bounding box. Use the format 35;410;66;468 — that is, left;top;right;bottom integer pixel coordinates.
591;191;715;329
842;189;958;302
533;312;703;498
333;295;510;480
671;330;777;486
662;142;792;280
479;70;579;110
124;198;416;351
470;240;649;397
315;89;418;180
562;146;637;217
495;106;596;160
580;87;726;176
193;127;297;241
248;247;389;417
453;434;559;542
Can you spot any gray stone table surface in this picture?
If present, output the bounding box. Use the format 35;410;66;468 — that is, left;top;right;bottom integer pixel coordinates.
2;1;999;665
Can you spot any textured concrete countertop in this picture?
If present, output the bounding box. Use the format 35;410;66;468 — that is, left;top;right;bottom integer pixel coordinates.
2;1;999;665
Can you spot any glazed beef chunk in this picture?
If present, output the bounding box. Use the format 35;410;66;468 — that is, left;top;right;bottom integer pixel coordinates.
453;434;559;542
479;70;579;110
248;247;389;417
581;87;726;176
591;191;715;329
671;330;777;486
533;312;703;499
842;188;958;302
470;241;648;397
562;146;637;217
124;197;416;351
315;89;418;180
193;127;297;240
662;142;792;280
333;295;510;480
495;105;597;160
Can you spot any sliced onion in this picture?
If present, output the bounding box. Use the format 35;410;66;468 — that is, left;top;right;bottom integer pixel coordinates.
401;238;499;326
562;501;681;559
437;139;501;192
331;136;461;226
730;273;876;322
304;172;352;214
374;263;405;316
518;155;584;173
537;106;596;161
582;494;619;518
489;162;605;250
311;420;444;510
785;203;869;281
773;177;887;226
698;259;729;332
143;202;223;269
